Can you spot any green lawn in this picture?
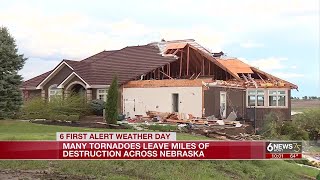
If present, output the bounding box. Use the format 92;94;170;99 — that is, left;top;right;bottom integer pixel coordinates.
0;120;319;180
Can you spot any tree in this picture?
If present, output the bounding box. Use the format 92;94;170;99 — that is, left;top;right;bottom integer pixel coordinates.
105;75;118;124
0;27;26;119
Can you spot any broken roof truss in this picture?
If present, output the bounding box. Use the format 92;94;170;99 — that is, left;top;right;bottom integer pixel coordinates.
141;40;298;90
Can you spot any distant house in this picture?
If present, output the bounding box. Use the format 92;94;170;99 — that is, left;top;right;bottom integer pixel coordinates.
21;39;298;127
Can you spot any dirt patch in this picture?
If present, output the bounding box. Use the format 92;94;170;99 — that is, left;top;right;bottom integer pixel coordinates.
0;169;96;180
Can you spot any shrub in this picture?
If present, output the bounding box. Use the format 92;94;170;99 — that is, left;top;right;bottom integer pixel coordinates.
22;95;89;121
21;97;48;119
280;121;309;140
89;99;105;116
68;114;80;122
105;76;118;124
293;109;320;141
260;112;283;139
49;95;89;116
55;114;69;121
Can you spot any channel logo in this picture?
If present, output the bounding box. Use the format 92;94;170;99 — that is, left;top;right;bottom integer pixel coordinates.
266;141;302;153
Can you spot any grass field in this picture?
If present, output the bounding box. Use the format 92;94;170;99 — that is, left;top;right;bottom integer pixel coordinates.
291;99;320;112
0;120;319;180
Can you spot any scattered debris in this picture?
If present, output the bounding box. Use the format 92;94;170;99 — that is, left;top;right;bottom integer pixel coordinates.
226;111;237;121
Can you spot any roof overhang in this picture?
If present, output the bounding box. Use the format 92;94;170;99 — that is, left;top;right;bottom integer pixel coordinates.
57;72;91;89
36;61;74;89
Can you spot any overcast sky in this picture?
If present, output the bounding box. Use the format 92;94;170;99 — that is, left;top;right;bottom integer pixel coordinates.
0;0;319;97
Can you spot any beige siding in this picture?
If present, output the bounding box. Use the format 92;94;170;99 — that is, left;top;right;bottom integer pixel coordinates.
123;87;203;117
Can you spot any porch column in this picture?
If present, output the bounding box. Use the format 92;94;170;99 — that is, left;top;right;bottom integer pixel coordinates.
41;89;45;100
86;89;92;102
64;89;70;98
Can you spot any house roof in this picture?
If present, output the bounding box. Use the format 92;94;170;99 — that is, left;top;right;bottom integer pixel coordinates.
22;70;52;89
84;45;177;85
81;50;118;62
22;40;298;90
22;44;177;88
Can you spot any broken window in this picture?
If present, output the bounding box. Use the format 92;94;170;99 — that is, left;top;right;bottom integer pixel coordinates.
268;90;286;107
247;89;265;107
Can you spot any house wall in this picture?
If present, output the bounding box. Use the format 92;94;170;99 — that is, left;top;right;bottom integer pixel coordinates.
92;89;97;100
22;89;42;100
122;87;203;117
204;87;246;119
43;66;73;99
246;90;291;128
204;87;292;128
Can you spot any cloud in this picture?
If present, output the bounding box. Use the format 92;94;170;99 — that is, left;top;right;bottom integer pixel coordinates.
241;57;288;71
240;41;264;48
19;58;60;81
272;72;304;79
239;57;304;80
1;0;318;82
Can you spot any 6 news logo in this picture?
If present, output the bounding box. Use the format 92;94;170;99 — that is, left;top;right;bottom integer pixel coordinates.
266;141;302;153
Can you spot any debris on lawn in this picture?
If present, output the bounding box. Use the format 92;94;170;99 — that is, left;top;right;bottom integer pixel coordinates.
29;110;257;140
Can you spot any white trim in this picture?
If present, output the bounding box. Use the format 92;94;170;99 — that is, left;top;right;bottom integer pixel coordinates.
57;72;91;89
65;81;87;91
220;91;227;118
246;88;289;108
96;88;109;101
90;85;110;88
267;89;288;108
20;87;38;90
48;84;62;102
36;61;74;89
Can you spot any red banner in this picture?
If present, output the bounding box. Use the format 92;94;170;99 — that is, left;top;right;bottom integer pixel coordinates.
0;141;302;160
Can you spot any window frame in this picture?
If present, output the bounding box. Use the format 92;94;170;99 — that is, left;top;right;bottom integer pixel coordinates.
246;89;266;107
246;88;288;108
48;84;62;101
268;90;287;107
96;88;108;102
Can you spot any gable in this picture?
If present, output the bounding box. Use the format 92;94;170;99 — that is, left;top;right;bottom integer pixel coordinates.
42;65;73;90
36;61;74;89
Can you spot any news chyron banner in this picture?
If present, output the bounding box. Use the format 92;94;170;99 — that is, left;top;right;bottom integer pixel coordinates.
0;132;302;160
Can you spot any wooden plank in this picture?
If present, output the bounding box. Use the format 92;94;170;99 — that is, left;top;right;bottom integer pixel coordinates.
202;58;205;75
179;51;183;77
160;70;173;79
208;61;211;76
195;72;201;79
188;45;241;80
187;46;190;76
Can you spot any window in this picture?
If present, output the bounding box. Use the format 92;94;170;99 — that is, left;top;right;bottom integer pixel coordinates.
97;89;108;101
48;84;62;101
268;90;286;107
247;90;265;107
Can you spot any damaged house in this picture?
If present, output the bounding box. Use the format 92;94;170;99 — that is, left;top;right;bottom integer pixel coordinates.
22;39;298;127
